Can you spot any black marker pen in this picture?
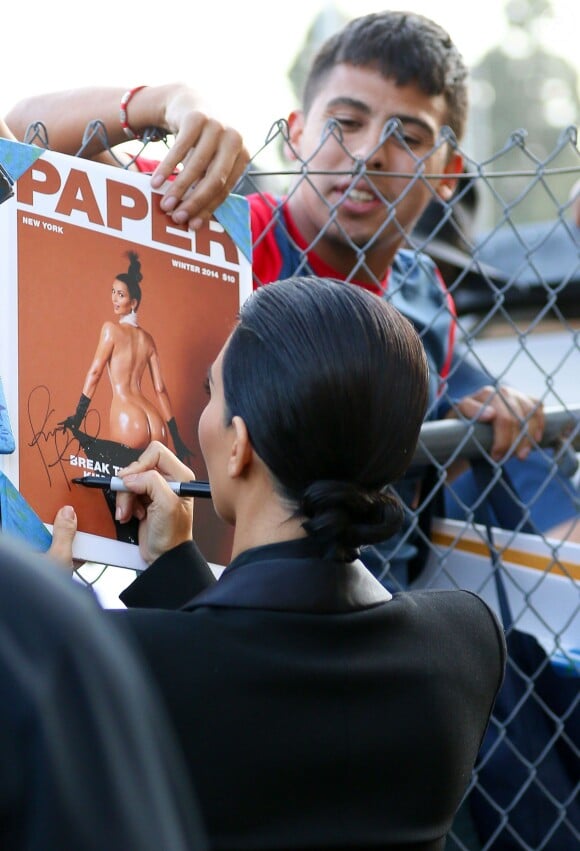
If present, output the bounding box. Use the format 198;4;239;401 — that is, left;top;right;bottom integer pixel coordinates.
72;475;211;498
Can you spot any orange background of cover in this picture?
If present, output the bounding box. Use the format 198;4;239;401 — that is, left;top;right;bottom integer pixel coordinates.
17;213;238;565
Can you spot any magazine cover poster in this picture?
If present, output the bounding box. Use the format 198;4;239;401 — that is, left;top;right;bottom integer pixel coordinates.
1;143;252;568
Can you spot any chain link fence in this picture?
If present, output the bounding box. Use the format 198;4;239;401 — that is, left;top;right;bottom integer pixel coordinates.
20;117;580;850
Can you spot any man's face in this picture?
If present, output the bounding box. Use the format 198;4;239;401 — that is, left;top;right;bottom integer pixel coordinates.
287;63;462;277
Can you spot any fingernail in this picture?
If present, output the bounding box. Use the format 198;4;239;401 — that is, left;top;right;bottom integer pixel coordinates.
60;505;76;520
190;217;203;231
161;195;177;212
151;173;164;189
172;209;189;224
115;506;123;521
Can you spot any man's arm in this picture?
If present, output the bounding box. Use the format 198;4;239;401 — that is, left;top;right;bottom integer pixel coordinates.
442;351;544;461
6;83;249;230
0;116;15;140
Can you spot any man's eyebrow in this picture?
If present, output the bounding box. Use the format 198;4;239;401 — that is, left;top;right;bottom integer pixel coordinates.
325;96;372;114
386;114;437;138
324;99;437;138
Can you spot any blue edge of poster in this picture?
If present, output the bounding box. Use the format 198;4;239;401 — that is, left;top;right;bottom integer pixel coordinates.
0;375;52;550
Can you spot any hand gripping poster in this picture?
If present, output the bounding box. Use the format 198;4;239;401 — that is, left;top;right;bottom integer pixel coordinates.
0;139;252;569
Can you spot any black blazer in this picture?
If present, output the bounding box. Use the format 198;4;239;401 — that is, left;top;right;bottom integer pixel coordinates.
114;537;506;851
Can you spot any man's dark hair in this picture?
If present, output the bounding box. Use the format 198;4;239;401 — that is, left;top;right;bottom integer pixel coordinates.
302;11;469;140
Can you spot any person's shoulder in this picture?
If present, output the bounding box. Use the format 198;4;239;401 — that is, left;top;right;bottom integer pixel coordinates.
100;319;119;339
0;535;105;655
397;589;506;686
393;247;439;277
391;248;453;309
246;193;288;285
401;588;505;647
247;192;284;227
139;326;157;346
405;586;496;616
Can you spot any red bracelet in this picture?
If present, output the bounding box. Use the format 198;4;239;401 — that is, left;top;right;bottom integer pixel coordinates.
119;86;148;140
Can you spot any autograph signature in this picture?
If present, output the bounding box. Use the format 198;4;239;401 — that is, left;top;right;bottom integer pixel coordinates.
27;385;102;488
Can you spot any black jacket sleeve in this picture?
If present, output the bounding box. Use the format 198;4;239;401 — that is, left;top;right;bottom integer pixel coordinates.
120;540;217;609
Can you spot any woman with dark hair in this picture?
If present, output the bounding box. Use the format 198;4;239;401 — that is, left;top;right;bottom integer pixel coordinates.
61;250;191;462
54;276;505;851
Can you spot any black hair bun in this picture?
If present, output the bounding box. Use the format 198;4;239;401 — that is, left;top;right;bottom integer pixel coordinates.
126;250;143;284
300;480;404;561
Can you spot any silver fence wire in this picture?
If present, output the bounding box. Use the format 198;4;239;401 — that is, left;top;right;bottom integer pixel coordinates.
22;117;580;851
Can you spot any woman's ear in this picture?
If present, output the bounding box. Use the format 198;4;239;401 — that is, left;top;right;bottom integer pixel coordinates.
435;151;464;202
227;416;253;478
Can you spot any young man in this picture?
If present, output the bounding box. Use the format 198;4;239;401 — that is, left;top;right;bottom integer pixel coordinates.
5;12;577;572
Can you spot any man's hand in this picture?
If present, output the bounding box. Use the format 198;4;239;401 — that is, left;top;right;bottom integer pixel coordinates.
151;88;249;231
115;441;195;564
449;384;544;461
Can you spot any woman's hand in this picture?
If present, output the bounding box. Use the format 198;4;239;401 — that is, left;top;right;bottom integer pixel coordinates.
47;505;78;572
115;441;195;564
